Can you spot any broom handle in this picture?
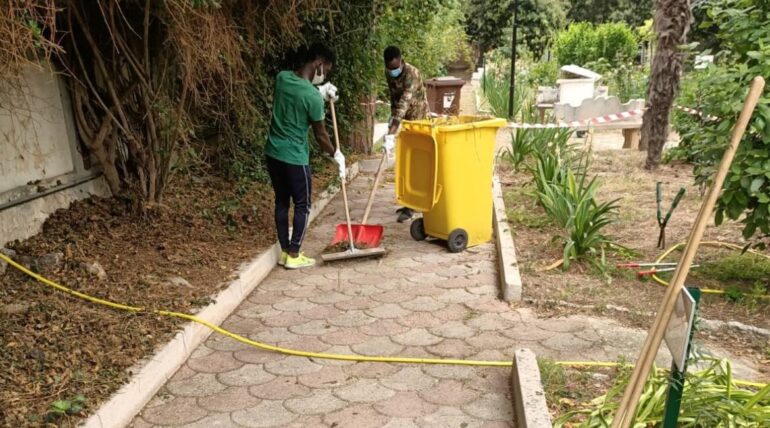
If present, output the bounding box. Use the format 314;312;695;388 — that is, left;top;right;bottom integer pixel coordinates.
361;150;388;225
611;76;765;428
329;101;356;251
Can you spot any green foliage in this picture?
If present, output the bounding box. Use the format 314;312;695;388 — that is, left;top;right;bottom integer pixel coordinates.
465;0;566;56
537;168;619;269
669;0;770;244
566;0;653;27
585;58;649;102
500;128;574;171
482;68;532;120
554;22;638;68
376;0;469;81
554;357;770;427
697;253;770;287
525;59;559;87
46;394;86;422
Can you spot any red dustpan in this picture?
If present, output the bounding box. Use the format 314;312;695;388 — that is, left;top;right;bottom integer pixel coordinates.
321;101;387;262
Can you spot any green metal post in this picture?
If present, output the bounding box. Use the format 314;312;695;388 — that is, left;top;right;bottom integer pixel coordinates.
661;287;701;428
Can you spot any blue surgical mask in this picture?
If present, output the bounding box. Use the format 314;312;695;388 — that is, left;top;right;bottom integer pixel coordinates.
389;66;403;78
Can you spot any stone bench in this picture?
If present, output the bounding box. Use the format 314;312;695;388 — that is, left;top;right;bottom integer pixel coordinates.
554;96;644;149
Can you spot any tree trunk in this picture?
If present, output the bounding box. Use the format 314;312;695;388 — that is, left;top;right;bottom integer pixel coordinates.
346;94;376;154
641;0;692;170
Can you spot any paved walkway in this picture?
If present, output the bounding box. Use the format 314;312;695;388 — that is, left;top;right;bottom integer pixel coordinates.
131;172;763;427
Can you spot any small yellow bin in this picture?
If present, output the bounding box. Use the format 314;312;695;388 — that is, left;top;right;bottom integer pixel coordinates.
395;116;506;252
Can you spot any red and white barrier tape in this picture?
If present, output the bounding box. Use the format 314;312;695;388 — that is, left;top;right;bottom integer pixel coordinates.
506;105;718;129
507;108;643;129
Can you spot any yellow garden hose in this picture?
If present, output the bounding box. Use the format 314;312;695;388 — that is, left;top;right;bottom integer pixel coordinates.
0;253;765;389
652;241;770;300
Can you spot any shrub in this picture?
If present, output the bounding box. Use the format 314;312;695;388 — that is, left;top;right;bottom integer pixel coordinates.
499;127;574;172
483;68;532;120
668;0;770;245
554;22;638;68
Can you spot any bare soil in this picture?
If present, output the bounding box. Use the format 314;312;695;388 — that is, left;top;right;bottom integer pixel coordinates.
500;147;770;381
0;166;336;426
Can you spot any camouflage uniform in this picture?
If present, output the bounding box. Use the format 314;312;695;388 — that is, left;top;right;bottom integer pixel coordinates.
386;62;430;122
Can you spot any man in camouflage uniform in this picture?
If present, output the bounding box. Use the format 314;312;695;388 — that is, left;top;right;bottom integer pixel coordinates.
384;45;430;222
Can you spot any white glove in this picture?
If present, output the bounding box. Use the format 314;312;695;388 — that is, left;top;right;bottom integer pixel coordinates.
384;135;395;154
318;82;339;102
333;150;346;179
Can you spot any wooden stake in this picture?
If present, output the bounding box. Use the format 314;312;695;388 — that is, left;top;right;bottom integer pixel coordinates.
611;76;765;428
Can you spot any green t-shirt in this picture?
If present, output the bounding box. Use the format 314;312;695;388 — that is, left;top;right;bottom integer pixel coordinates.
266;70;325;165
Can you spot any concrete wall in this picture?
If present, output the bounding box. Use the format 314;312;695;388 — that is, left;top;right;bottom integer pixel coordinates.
1;62;109;247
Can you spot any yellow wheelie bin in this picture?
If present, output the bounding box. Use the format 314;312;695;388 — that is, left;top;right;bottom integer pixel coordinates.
395;116;506;252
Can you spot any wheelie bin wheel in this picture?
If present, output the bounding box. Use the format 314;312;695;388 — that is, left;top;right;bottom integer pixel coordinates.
410;218;427;241
447;229;468;253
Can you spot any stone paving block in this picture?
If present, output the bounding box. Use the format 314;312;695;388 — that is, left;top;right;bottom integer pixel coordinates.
533;316;590;333
382;418;420;428
465;331;517;350
312;345;358;366
231;400;298;427
284;389;347;414
218;364;275;387
436;288;477;304
206;334;253;352
329;310;377;327
273;298;318;312
187;351;243;374
375;391;439;418
502;325;552;341
236;304;278;320
419;379;481;406
220;316;265;335
333;379;395;403
282;286;321;298
140;396;208;425
264;357;323;376
281;337;333;353
344;361;399;379
465;313;515;331
421;364;479;380
366;303;412;319
285;415;325;427
392;328;443;346
395;312;443;329
541;333;593;352
418;406;484;428
307;291;351;304
319;327;370;346
298;304;343;320
260;312;307;328
323;403;390;428
380;367;438;391
351;336;405;356
297;366;352;389
462;393;514;421
465;297;511;313
426;339;477;358
182;413;239;428
170;364;199;382
198;386;261;412
247;290;287;304
430;321;476;339
467;367;511;393
288;319;336;336
359;319;410;337
232;349;283;365
409;285;445;297
166;373;228;397
371;291;413;304
251;327;299;344
467;284;500;295
249;376;310;400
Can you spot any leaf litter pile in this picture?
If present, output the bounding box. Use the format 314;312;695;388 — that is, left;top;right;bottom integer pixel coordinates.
0;169;334;426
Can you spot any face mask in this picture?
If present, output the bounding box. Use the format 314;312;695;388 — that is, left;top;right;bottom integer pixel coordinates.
312;65;325;85
389;65;403;78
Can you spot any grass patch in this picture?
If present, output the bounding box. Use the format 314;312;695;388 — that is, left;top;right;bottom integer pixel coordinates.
694;253;770;287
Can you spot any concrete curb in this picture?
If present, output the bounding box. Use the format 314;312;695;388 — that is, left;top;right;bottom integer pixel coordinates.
511;348;553;428
492;176;522;302
83;163;361;428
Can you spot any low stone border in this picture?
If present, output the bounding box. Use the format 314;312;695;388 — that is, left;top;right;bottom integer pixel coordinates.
83;163;360;428
493;176;523;302
511;348;553;428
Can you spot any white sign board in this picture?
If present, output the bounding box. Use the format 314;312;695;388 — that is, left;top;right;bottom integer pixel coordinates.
443;92;456;109
664;288;697;371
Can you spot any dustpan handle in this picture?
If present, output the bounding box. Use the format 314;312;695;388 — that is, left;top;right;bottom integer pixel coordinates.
330;101;356;250
361;150;388;225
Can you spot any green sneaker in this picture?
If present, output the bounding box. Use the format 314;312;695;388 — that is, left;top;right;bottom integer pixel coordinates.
285;252;316;269
278;251;288;266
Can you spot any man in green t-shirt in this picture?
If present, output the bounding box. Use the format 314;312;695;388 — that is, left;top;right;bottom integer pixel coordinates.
266;43;343;269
